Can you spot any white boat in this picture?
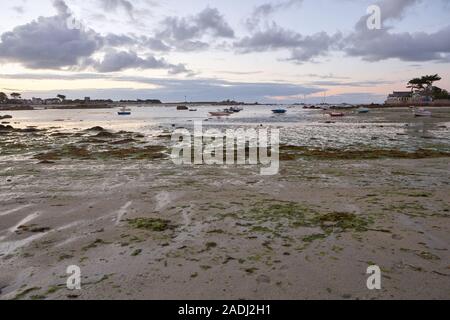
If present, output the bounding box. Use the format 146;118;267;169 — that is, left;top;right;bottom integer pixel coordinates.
118;106;131;116
413;107;432;117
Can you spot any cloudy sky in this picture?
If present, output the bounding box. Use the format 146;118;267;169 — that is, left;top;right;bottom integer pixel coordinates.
0;0;449;103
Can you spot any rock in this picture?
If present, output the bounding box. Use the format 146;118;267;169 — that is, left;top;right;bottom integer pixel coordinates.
85;126;106;132
39;160;56;165
95;131;114;138
0;124;14;131
20;127;40;133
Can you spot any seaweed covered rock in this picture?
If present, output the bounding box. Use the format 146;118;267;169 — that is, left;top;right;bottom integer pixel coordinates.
0;124;14;131
85;126;106;132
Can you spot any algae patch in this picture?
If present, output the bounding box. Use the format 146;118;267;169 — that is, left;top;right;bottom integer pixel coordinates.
279;146;450;161
127;218;174;232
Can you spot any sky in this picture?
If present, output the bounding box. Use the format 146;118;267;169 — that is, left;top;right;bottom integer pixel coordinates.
0;0;449;103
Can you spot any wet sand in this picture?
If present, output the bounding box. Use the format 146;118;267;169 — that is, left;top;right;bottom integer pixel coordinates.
0;107;449;300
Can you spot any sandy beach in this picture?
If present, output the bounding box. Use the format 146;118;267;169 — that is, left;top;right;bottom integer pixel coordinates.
0;106;449;300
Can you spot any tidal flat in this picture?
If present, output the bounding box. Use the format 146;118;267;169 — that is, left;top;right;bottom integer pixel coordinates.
0;106;449;300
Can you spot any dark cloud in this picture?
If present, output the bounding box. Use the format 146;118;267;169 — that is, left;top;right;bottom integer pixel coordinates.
235;24;302;51
235;24;341;63
343;0;450;62
288;32;342;63
157;7;234;51
91;50;189;74
0;1;191;74
0;1;102;69
345;26;450;62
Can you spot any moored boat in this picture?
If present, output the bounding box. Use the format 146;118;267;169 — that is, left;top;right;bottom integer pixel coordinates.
329;112;345;117
229;106;243;113
118;106;131;116
272;109;287;114
413;107;432;117
357;107;370;114
209;111;232;117
177;105;189;110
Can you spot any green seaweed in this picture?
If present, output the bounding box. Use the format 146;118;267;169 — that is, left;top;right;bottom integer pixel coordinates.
127;218;173;232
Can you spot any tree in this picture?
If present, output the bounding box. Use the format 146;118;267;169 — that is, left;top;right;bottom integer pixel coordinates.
431;86;450;100
421;74;442;89
407;78;425;92
407;74;443;96
10;92;21;100
57;94;66;102
0;92;8;103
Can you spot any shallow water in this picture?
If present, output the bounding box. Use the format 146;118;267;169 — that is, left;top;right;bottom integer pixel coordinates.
2;105;450;152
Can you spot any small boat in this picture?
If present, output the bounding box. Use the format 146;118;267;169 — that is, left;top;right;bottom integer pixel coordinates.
329;112;345;117
229;106;243;113
177;105;189;110
272;109;287;114
357;107;370;114
189;108;197;112
118;106;131;116
209;111;231;117
413;107;432;117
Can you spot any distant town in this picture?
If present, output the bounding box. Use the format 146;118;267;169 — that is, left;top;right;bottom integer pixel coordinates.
1;74;449;111
0;92;256;110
